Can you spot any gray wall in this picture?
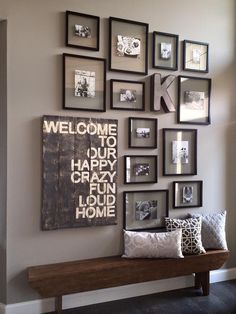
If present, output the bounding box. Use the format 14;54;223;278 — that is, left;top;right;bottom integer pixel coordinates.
0;0;235;304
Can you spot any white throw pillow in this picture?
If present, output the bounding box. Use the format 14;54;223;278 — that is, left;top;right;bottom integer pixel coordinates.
122;229;184;259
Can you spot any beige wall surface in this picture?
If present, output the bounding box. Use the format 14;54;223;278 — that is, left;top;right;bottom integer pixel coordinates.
0;0;235;304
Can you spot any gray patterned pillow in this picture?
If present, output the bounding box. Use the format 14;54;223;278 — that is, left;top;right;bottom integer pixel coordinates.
189;212;228;250
122;229;184;259
165;217;205;255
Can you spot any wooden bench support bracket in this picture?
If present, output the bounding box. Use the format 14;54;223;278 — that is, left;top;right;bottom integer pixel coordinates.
55;295;62;314
195;271;210;296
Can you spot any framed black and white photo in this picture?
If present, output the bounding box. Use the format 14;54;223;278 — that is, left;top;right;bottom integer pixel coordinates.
153;31;178;70
178;76;211;125
124;190;169;231
66;11;100;50
109;17;148;75
173;180;203;208
110;79;145;111
129;117;157;148
124;155;157;184
183;40;209;73
63;53;106;111
163;128;197;176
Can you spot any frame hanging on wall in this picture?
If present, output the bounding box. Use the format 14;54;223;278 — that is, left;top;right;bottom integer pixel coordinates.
173;180;203;209
183;40;209;73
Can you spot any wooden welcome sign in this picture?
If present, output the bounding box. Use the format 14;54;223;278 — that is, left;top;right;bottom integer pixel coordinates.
42;115;118;230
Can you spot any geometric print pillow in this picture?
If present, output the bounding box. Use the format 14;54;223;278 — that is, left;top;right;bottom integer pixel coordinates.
165;217;206;255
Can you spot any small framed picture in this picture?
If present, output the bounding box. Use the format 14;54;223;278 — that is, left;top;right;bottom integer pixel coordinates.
110;79;145;111
183;40;209;73
109;17;148;75
178;75;211;125
66;11;100;50
124;190;169;231
129;117;158;149
63;53;106;111
163;128;197;176
124;155;157;184
153;31;179;70
173;180;203;208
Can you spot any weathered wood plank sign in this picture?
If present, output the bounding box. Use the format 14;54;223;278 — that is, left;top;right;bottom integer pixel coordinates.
42;115;118;230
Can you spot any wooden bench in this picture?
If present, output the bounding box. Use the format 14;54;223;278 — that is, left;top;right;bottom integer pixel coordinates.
27;249;229;314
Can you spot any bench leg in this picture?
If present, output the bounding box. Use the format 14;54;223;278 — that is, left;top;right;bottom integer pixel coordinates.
195;271;210;296
55;295;62;314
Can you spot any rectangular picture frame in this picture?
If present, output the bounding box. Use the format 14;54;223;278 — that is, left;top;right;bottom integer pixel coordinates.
110;79;145;111
178;75;211;125
173;180;203;208
66;10;100;50
124;190;169;231
163;128;197;176
152;31;179;71
129;117;158;149
124;155;157;184
183;40;209;73
63;53;106;112
109;17;148;75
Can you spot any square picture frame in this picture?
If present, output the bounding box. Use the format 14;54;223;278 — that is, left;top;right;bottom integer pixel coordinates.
129;117;158;149
66;11;100;50
163;128;197;176
110;79;145;111
178;75;211;125
124;155;157;184
152;31;179;71
183;40;209;73
173;180;203;208
124;190;169;231
63;53;106;112
109;17;148;75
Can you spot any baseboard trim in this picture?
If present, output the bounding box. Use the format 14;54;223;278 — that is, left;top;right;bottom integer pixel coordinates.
2;267;236;314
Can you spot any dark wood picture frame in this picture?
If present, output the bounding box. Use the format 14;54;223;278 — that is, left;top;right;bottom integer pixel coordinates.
163;128;197;176
109;17;149;75
124;189;169;231
173;180;203;208
183;40;209;73
63;53;106;112
66;10;100;50
152;31;179;71
178;75;211;125
124;155;157;184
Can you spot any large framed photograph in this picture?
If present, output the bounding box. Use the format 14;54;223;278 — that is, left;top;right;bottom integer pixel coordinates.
66;11;100;50
124;155;157;184
124;190;168;231
110;79;145;111
153;31;178;71
173;180;203;208
109;17;148;75
129;117;158;149
178;76;211;125
163;128;197;176
63;53;106;111
183;40;209;73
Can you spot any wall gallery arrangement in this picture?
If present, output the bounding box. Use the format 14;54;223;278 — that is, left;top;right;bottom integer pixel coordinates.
41;10;211;231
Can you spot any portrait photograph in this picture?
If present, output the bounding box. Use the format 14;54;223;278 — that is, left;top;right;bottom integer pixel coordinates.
182;186;193;203
135;200;157;221
133;163;150;176
172;140;189;164
116;35;141;57
74;70;95;98
74;24;91;38
136;127;150;138
120;89;137;102
160;42;172;60
184;91;205;110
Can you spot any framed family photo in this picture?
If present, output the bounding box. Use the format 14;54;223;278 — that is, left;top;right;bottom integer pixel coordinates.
124;190;169;231
63;53;106;111
173;180;203;208
109;17;148;74
183;40;209;73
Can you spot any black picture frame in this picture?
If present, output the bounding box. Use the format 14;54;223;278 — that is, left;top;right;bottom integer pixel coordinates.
152;31;179;71
63;53;106;112
66;10;100;51
109;17;149;75
110;79;145;111
178;75;211;125
163;128;197;176
183;40;209;73
124;155;157;184
124;190;169;231
173;180;203;208
128;117;158;149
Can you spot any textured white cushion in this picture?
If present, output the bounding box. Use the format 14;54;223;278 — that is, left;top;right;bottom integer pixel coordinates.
122;229;184;259
190;212;228;250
